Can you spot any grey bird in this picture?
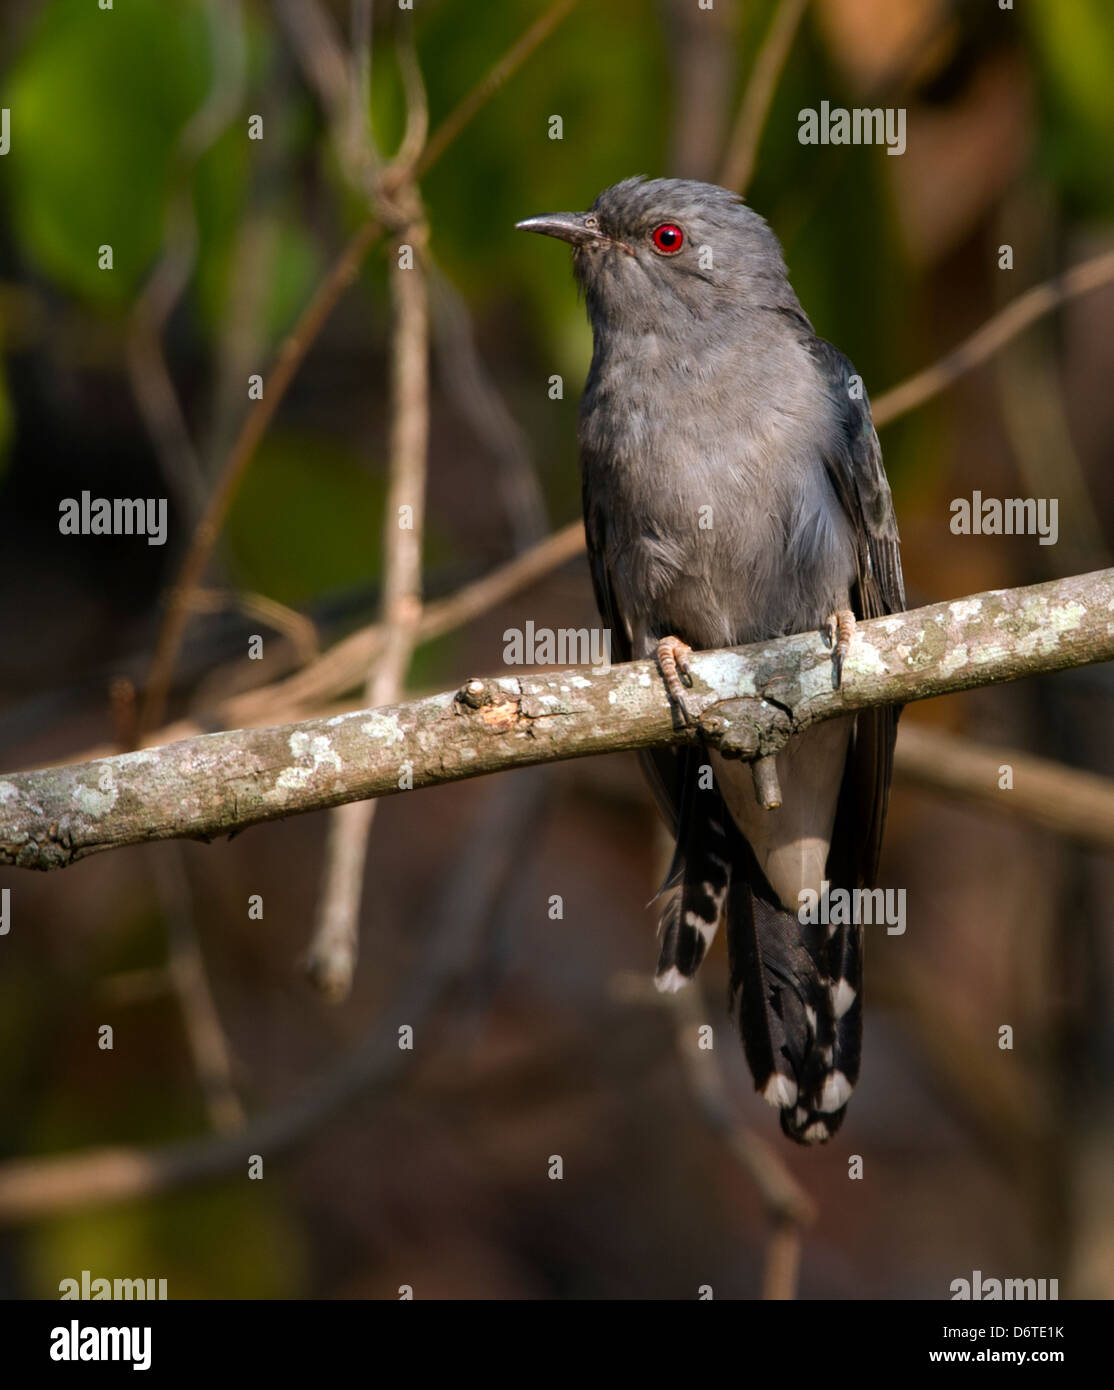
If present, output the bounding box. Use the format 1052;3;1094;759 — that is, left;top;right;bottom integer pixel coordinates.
517;177;904;1144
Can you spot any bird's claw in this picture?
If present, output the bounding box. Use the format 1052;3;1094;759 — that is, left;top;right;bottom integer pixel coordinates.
825;609;856;689
656;635;695;724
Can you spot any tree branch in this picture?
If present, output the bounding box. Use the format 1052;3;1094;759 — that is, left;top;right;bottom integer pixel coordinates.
3;570;1112;872
871;248;1114;428
719;0;808;194
894;722;1114;850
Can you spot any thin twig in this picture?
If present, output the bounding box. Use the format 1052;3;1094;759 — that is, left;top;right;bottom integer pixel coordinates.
430;265;549;551
273;0;380;194
58;488;584;766
0;771;550;1225
988;194;1111;574
126;0;248;521
762;1222;804;1301
126;216;205;519
720;0;809;194
668;980;815;1295
872;248;1114;427
186;588;321;666
151;843;246;1133
661;0;741;182
272;0;352;157
137;214;383;737
218;521;584;727
306;188;431;999
894;722;1114;851
414;0;581;180
350;0;379;173
109;676;138;753
389;16;429;180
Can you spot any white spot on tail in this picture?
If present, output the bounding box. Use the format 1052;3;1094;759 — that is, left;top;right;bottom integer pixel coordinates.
818;1071;853;1113
654;967;689;995
762;1073;798;1109
830;979;856;1019
684;905;719;941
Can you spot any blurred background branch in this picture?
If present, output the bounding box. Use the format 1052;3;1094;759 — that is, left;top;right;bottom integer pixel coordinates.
303;8;432;1003
720;0;808;193
0;771;552;1228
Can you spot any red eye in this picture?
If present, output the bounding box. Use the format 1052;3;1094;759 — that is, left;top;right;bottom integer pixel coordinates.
651;223;684;255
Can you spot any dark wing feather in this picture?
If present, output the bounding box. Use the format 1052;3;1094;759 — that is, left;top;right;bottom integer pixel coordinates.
805;335;905;888
582;467;687;836
581;473;631;665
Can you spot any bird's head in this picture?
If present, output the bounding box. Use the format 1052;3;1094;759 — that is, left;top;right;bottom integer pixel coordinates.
516;177;800;338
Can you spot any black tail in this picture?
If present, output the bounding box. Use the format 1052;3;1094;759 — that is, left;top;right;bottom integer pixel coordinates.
653;771;732;993
724;820;862;1145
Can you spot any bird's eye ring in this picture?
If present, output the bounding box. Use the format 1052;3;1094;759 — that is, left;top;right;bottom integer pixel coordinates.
584;215;600;230
650;223;684;255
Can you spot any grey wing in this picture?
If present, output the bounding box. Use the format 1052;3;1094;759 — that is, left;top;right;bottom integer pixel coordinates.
581;469;632;665
581;460;688;838
583;457;731;991
807;334;905;886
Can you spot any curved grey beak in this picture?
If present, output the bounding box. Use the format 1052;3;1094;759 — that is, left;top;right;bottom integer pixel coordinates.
515;212;607;248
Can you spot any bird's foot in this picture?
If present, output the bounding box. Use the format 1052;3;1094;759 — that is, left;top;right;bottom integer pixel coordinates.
655;635;694;724
825;609;856;688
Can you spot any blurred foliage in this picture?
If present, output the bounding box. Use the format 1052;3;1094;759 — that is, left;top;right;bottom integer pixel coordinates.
420;0;669;374
1025;0;1114;216
4;0;209;305
224;431;383;607
28;1185;303;1300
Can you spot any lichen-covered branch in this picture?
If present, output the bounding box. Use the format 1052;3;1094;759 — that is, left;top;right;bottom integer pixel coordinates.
2;569;1112;872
